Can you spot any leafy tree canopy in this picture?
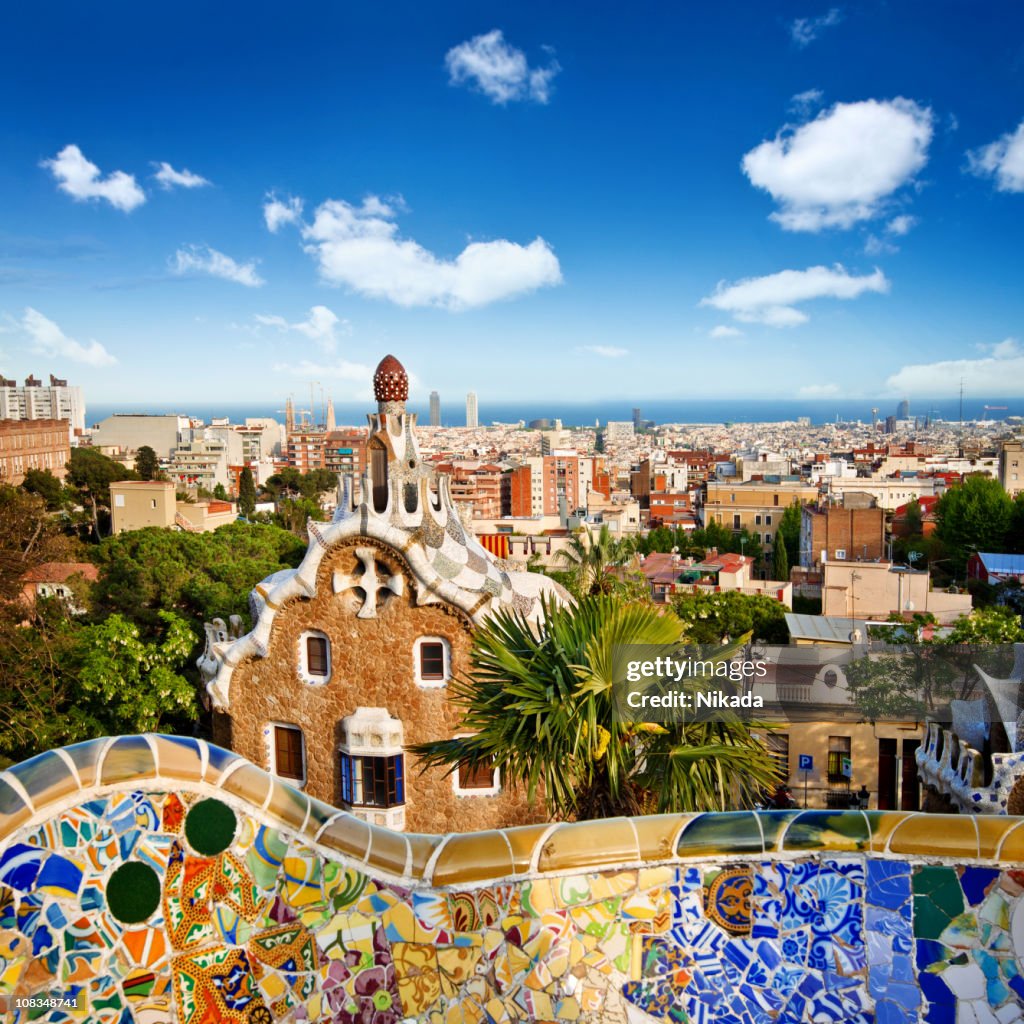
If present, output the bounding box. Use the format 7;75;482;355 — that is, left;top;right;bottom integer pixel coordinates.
672;589;789;644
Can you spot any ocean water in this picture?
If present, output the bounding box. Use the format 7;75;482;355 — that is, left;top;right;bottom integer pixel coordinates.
86;396;1023;429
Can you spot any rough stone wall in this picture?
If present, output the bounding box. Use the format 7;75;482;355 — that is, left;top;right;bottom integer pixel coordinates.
224;537;547;834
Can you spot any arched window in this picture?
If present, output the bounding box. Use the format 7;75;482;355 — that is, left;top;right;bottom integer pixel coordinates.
414;636;451;687
299;631;331;685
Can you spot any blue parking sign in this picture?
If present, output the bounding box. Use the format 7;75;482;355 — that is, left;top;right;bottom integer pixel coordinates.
798;754;813;771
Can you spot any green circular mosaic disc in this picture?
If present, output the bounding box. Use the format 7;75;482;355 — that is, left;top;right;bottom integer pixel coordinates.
184;797;237;856
106;861;161;924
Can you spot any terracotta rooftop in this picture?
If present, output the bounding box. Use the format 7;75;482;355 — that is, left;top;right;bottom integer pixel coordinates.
22;561;99;584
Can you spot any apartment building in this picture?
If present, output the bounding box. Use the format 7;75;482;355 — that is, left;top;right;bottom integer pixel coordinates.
703;479;819;551
0;373;85;437
0;418;70;484
1001;439;1023;498
799;503;886;569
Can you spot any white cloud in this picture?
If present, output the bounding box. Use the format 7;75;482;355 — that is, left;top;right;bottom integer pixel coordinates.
886;338;1024;396
799;383;840;396
864;234;897;256
171;245;264;287
301;195;562;310
575;344;628;358
445;29;559;104
886;214;916;235
700;264;889;327
254;305;349;353
966;119;1024;193
742;99;933;231
790;8;842;47
264;193;304;233
153;162;211;190
41;144;146;212
789;88;824;115
21;307;117;366
710;325;744;338
271;359;375;400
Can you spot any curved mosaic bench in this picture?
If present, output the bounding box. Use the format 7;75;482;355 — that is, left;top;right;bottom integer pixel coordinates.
3;736;1024;1023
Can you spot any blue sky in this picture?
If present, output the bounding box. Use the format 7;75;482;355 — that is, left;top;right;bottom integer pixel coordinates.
1;1;1023;407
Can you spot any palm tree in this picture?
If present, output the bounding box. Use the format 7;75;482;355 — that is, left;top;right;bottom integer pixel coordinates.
411;594;780;819
553;524;635;598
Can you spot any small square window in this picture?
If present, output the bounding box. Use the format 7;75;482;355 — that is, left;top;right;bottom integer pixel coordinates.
419;642;445;680
307;636;329;676
273;725;305;781
458;757;497;790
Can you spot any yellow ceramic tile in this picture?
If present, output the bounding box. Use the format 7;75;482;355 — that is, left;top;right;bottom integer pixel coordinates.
632;814;692;862
318;813;372;863
523;959;553;991
431;831;513;887
528;991;553;1018
502;823;553;876
998;822;1024;862
977;816;1016;860
521;879;556;916
638;866;675;890
556;995;581;1020
407;832;442;879
536;820;639;874
99;736;157;786
588;870;638;902
0;777;33;838
263;778;311;833
365;824;411;878
221;764;272;813
865;812;914;853
888;813;978;858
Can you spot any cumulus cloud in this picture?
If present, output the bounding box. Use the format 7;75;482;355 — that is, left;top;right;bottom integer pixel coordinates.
700;264;889;327
171;245;264;287
742;99;933;231
153;162;210;190
799;383;840;396
575;344;628;358
966;119;1024;193
21;307;117;366
41;144;145;212
710;325;744;339
790;8;842;47
300;195;562;310
254;305;349;353
264;193;304;233
886;338;1024;396
445;29;559;104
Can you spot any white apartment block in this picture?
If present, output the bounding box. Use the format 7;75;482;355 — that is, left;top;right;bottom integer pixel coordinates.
0;373;85;437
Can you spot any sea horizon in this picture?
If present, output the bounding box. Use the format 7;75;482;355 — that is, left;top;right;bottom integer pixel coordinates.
86;396;1024;430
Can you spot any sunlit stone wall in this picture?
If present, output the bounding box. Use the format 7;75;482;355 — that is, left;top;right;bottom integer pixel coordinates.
2;735;1023;1023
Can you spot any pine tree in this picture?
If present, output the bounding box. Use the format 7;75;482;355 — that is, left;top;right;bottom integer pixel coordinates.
772;532;789;581
238;468;257;518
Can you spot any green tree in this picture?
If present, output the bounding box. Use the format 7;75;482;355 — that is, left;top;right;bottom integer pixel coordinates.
135;445;159;481
777;503;802;569
213;483;228;501
411;595;779;818
0;484;83;599
238;467;257;517
935;475;1014;575
672;590;789;644
74;611;197;732
772;533;789;581
903;499;924;538
93;521;305;637
553;524;635;598
66;448;136;539
21;468;66;509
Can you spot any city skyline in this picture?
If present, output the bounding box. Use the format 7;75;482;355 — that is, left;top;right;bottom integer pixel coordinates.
1;2;1023;404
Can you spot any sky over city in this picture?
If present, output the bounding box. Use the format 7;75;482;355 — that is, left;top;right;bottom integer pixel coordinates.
1;1;1023;406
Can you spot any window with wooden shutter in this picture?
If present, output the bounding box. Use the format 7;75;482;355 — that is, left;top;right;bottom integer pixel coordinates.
306;635;329;676
273;725;305;781
419;642;445;681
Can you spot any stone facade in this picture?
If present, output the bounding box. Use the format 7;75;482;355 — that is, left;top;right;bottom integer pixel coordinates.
215;536;547;833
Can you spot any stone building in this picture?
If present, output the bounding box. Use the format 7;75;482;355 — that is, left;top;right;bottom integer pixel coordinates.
0;417;70;485
201;355;569;834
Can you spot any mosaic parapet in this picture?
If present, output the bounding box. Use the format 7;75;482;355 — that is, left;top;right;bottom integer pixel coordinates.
7;738;1024;883
6;739;1024;1023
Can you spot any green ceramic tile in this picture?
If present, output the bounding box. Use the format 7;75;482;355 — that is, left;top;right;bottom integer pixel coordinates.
782;811;870;852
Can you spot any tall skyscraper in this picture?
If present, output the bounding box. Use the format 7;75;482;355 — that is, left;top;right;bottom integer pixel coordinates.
896;398;910;420
632;407;641;428
0;373;85;437
466;391;478;428
429;390;441;426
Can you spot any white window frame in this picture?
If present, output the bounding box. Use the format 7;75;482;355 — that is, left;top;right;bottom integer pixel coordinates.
414;636;451;688
835;549;847;560
298;630;331;686
267;721;307;786
452;734;501;797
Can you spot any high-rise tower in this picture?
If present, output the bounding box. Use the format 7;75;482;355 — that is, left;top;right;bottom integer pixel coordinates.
466;391;478;428
429;390;441;427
